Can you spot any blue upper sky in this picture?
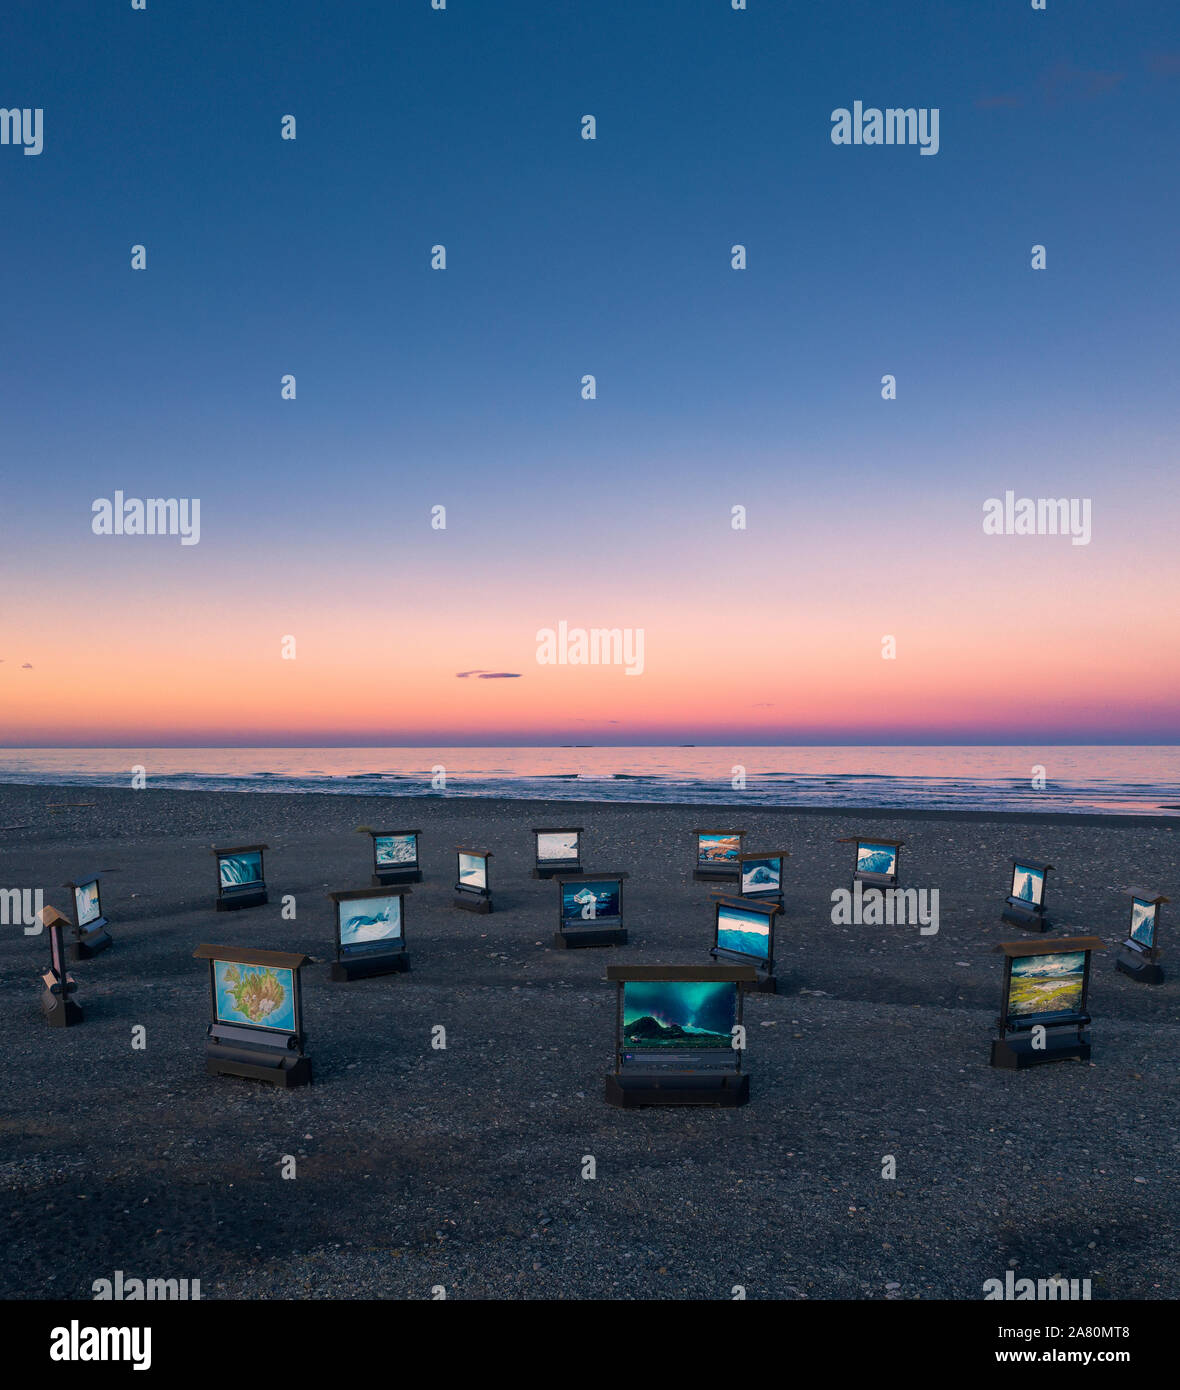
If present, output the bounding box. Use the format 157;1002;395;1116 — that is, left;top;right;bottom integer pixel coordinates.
4;1;1177;526
2;1;1179;744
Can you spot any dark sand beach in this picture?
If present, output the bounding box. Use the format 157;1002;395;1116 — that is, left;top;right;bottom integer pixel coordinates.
1;784;1176;1301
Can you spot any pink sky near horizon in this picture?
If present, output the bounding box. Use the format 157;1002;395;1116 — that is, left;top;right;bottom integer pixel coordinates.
4;469;1179;745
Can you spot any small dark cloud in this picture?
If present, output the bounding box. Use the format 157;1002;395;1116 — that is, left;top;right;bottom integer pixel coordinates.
455;669;520;679
1040;60;1125;105
751;702;775;708
1146;52;1180;77
21;663;33;669
979;62;1126;112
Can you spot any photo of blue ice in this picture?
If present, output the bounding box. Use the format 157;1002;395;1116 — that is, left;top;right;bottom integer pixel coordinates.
1012;864;1045;907
537;831;578;861
458;852;487;889
375;834;416;867
340;894;402;951
716;904;771;961
562;879;620;924
219;851;263;889
73;879;101;927
741;857;781;894
1130;898;1157;948
856;842;897;876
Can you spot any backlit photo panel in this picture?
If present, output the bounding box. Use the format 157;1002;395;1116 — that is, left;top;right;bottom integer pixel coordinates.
458;852;487;890
73;880;101;928
1007;950;1086;1024
1129;897;1157;949
856;842;897;877
375;833;417;868
621;979;736;1052
339;894;402;953
741;856;781;895
716;903;771;963
220;851;263;889
213;960;297;1033
698;833;741;866
1011;863;1045;908
562;879;620;924
537;831;578;861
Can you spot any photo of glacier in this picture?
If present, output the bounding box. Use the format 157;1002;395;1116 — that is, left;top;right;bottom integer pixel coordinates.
73;879;101;928
562;879;620;924
856;842;897;876
219;851;263;889
622;980;735;1051
339;895;403;950
741;857;781;894
1011;864;1045;906
698;833;740;865
1130;898;1157;948
375;834;416;867
716;904;771;961
537;831;579;861
458;852;487;889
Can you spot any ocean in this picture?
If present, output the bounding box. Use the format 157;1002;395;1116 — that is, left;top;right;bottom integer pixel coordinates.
0;746;1176;816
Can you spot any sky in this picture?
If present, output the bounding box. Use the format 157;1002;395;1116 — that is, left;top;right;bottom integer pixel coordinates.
2;1;1179;747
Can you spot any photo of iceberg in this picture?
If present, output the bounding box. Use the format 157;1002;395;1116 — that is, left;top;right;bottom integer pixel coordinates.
375;833;416;867
339;894;402;951
458;852;487;890
856;842;897;876
219;851;263;889
213;960;296;1033
1130;898;1157;948
716;904;771;961
561;879;620;924
741;856;781;894
1008;951;1086;1021
537;831;578;861
698;833;740;865
1011;864;1045;907
622;980;735;1051
73;879;101;928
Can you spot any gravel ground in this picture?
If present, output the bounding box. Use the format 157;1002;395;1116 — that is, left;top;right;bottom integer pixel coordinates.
0;784;1176;1301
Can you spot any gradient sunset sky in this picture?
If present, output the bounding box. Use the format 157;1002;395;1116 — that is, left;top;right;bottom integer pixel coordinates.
2;1;1178;746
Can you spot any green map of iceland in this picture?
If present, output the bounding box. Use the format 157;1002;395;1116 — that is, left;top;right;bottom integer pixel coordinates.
216;962;295;1029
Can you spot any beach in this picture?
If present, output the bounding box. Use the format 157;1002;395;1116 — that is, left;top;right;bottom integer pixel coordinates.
1;783;1177;1301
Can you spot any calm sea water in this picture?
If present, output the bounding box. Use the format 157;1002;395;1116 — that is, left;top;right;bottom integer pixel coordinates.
0;747;1176;816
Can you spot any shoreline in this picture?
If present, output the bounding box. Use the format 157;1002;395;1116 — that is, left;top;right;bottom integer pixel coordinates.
0;780;1177;831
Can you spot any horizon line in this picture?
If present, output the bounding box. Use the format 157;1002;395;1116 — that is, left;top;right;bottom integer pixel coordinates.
2;741;1178;752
